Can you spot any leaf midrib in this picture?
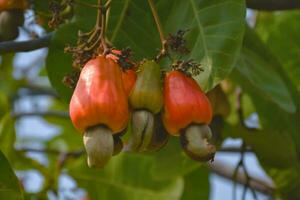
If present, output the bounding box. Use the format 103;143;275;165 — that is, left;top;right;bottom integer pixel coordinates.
188;0;208;59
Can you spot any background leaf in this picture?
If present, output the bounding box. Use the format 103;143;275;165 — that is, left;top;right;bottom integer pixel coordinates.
181;167;210;200
151;138;201;180
67;153;184;200
0;151;23;200
256;11;300;89
234;42;295;112
0;113;16;160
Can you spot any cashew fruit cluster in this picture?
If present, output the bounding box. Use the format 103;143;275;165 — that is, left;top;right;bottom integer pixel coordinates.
69;54;215;168
0;0;26;42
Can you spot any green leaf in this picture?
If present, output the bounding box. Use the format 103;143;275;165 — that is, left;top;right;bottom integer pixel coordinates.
256;11;300;89
264;164;300;200
67;153;184;200
235;47;295;113
229;124;298;169
151;138;201;180
47;0;246;101
233;27;296;113
0;151;23;200
0;113;16;160
0;93;9;119
181;167;210;200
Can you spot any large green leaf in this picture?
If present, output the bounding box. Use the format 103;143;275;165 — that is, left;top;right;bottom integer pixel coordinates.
264;164;300;200
256;11;300;89
67;153;184;200
235;47;295;113
0;151;23;200
151;138;201;180
46;0;245;101
181;167;210;200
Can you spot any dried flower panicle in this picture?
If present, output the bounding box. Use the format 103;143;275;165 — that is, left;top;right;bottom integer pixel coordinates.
172;59;203;77
167;30;189;55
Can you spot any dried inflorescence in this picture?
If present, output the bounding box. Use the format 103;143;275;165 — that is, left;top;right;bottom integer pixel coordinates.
172;59;203;77
167;30;189;55
49;0;73;28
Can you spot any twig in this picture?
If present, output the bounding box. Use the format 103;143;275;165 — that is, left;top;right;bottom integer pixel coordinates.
18;147;84;164
74;0;100;8
105;0;112;8
12;110;69;119
209;160;275;196
232;142;258;200
20;85;58;97
18;148;62;155
246;0;300;10
147;0;167;60
99;0;109;53
218;147;252;153
0;33;53;54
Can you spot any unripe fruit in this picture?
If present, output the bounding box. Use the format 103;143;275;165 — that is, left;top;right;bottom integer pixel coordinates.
129;60;163;113
130;110;154;152
129;110;168;152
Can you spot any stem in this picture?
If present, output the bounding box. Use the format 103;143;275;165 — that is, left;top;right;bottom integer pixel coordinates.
105;0;112;8
147;0;167;54
74;0;100;8
96;0;103;28
105;0;112;30
246;0;300;10
12;111;69;119
0;33;52;54
209;160;275;195
100;0;109;53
